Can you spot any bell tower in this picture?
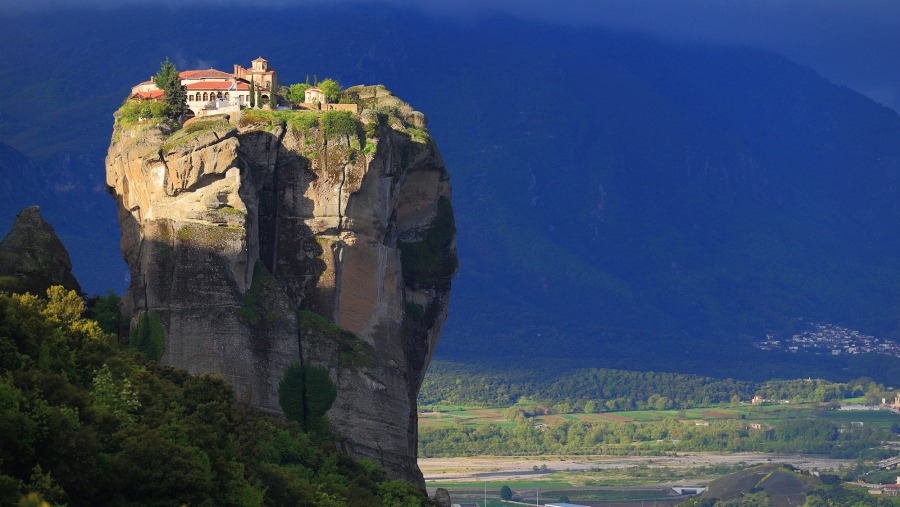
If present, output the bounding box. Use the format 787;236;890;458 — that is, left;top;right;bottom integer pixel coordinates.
252;57;268;72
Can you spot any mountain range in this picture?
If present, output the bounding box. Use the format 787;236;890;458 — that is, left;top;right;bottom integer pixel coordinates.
2;6;900;382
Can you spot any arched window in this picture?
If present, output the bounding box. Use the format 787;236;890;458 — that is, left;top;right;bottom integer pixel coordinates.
217;92;223;99
202;92;208;101
224;92;229;100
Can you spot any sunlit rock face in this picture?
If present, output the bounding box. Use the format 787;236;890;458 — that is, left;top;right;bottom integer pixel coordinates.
106;85;456;484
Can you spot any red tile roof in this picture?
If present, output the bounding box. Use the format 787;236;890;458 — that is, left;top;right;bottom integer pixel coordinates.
185;81;250;91
180;69;233;79
252;56;267;62
132;89;164;100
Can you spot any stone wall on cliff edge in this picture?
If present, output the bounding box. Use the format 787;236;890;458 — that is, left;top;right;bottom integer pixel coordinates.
105;84;457;485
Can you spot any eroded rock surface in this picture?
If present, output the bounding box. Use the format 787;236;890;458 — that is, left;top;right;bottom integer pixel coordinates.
106;85;456;485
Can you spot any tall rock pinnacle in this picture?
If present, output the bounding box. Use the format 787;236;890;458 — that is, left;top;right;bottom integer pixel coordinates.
105;84;456;485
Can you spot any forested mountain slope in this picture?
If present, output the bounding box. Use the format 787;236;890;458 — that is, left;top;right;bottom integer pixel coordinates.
2;7;900;380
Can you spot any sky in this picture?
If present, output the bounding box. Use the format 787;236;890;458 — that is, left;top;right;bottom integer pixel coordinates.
0;0;898;111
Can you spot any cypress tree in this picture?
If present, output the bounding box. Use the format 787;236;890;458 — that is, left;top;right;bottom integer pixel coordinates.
249;78;256;108
154;57;186;120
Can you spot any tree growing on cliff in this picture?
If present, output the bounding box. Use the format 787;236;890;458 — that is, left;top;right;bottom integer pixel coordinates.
318;78;342;102
130;311;165;361
279;362;337;435
154;58;186;119
287;83;311;104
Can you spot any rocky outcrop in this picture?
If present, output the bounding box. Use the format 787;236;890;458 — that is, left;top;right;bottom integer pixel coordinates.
105;85;456;485
0;206;81;295
433;488;452;507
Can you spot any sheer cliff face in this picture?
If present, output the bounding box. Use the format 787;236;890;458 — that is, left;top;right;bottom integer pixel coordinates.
105;86;456;485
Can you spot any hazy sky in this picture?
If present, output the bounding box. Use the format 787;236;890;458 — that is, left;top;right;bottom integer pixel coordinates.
1;0;898;111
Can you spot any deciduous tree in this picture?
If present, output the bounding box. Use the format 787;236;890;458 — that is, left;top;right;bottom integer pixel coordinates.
288;83;311;104
318;79;341;102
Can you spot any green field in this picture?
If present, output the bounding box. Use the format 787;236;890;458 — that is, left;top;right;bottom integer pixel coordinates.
426;479;691;506
420;400;900;436
426;487;678;505
819;409;900;429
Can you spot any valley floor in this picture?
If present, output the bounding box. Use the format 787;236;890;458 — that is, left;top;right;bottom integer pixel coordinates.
420;453;854;484
423;453;857;506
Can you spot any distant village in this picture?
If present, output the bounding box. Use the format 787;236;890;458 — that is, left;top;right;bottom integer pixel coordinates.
754;322;900;358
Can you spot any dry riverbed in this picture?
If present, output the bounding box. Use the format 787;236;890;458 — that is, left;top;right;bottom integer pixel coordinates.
420;453;855;483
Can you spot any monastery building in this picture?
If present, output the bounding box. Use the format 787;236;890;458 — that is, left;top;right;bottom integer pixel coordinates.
131;57;278;117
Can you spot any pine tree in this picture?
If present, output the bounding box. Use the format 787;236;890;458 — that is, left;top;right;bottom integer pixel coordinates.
154;57;186;119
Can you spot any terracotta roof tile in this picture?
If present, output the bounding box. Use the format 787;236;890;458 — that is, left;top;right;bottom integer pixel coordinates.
132;90;165;100
180;69;233;79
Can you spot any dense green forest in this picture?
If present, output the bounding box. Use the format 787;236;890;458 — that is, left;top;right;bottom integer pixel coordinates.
420;361;886;411
0;287;429;506
418;361;898;460
419;416;891;459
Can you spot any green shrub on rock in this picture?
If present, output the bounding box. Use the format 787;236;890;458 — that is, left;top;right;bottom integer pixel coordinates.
322;110;357;139
278;362;337;435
